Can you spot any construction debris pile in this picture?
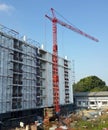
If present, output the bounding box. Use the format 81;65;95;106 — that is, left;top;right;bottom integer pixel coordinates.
4;108;108;130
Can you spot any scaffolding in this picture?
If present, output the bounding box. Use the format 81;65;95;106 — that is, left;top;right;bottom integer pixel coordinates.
0;24;73;123
0;24;46;114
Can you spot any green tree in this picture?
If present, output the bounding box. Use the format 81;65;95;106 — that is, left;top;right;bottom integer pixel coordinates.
73;75;108;92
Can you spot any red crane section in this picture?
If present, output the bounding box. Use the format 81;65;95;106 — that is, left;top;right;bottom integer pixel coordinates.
45;8;99;114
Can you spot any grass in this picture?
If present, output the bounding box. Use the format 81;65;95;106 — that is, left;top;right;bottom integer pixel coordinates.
73;114;108;130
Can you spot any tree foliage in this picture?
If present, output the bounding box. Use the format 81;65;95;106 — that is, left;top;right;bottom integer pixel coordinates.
73;75;108;92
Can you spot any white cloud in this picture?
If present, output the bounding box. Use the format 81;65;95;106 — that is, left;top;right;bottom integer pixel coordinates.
0;3;14;13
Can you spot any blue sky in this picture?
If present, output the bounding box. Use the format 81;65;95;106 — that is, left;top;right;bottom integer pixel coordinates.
0;0;108;85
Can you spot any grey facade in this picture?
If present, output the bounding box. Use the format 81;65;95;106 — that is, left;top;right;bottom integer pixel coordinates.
0;24;73;124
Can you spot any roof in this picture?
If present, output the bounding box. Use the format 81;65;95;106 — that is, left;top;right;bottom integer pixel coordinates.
74;91;108;97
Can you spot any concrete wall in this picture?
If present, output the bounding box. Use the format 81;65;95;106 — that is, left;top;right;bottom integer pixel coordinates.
75;95;108;109
22;45;37;109
0;29;73;115
0;34;13;113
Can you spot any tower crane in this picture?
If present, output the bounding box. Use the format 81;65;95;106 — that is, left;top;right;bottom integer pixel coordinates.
45;8;99;115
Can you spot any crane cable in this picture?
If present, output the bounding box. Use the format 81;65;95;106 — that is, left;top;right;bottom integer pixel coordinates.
54;9;83;34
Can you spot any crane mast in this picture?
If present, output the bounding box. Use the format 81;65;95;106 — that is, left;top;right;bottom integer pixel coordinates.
49;8;60;114
45;8;99;114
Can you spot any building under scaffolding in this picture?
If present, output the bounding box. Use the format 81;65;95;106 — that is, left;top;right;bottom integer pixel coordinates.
0;24;73;127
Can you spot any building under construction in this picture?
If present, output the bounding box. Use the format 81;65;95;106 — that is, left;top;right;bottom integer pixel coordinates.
0;24;73;127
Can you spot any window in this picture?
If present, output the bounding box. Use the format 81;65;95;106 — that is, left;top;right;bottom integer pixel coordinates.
12;98;22;109
102;101;107;105
90;101;95;105
78;101;81;105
